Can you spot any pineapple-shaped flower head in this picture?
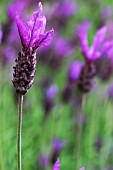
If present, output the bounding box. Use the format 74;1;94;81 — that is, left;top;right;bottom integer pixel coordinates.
78;22;113;93
12;2;54;95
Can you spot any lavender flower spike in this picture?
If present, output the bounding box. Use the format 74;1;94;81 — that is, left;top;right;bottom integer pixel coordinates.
79;25;108;62
16;2;54;50
12;2;54;95
52;158;60;170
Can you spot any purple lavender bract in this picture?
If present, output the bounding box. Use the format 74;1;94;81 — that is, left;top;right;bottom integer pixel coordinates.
12;2;54;95
15;2;54;50
52;158;60;170
78;23;113;62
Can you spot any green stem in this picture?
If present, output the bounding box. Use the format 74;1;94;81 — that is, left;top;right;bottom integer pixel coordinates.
18;95;23;170
76;95;85;170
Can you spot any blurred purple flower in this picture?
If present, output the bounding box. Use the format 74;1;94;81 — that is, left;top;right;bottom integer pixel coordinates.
55;36;74;57
52;158;60;170
108;84;113;99
78;23;113;62
38;155;50;169
4;46;16;61
51;138;66;164
46;85;58;100
52;138;66;152
101;6;112;21
76;20;91;37
69;60;83;81
7;23;20;46
107;21;113;40
7;0;25;20
44;85;58;115
16;2;54;50
51;0;77;17
0;27;2;43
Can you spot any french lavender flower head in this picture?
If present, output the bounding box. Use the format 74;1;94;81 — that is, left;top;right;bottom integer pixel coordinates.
78;22;112;93
12;2;54;95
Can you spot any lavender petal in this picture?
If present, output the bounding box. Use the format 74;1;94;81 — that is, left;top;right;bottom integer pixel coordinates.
52;158;60;170
16;15;29;48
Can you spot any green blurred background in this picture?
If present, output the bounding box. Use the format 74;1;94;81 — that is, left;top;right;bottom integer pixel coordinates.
1;0;113;170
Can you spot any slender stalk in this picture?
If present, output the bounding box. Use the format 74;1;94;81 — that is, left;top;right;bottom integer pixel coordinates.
76;95;85;170
18;95;23;170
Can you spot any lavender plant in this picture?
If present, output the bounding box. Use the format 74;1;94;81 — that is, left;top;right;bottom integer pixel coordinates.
76;23;113;169
1;0;113;169
78;24;112;92
12;2;54;170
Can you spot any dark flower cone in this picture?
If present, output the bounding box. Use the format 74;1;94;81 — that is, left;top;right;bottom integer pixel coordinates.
12;48;36;95
77;62;96;93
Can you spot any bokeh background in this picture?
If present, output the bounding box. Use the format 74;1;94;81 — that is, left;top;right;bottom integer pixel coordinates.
1;0;113;170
